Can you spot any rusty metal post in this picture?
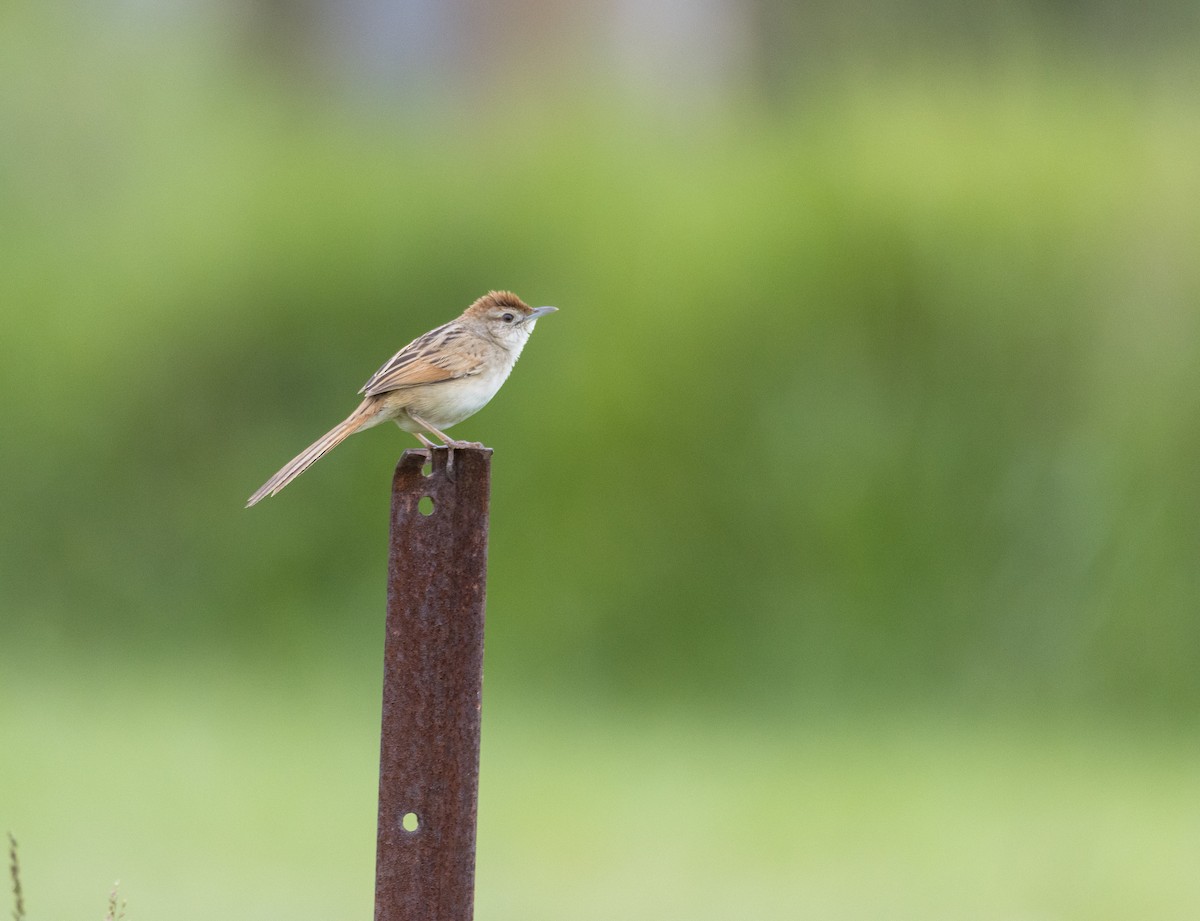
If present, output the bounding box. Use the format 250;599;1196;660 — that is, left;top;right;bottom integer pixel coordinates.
375;446;491;921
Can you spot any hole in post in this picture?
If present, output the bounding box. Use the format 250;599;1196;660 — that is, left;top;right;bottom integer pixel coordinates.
402;812;420;833
421;460;433;477
418;496;435;516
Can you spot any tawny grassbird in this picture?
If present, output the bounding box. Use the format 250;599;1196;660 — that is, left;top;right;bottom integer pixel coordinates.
246;291;556;506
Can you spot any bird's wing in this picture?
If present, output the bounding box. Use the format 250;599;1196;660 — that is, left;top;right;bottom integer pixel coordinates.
359;321;485;396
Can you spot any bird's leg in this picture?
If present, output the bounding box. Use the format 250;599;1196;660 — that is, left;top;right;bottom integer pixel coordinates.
409;413;463;474
405;412;451;444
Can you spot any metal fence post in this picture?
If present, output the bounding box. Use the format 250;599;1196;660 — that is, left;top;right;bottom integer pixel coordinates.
374;446;491;921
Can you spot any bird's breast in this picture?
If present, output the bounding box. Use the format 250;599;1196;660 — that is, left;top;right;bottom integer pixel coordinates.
403;361;515;429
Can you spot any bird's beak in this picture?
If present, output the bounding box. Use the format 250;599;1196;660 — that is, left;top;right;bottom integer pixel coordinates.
528;306;558;320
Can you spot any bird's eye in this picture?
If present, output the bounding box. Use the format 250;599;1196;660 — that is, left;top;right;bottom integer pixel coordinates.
501;313;515;323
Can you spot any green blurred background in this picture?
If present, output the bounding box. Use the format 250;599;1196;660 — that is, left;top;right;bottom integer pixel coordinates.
4;0;1200;917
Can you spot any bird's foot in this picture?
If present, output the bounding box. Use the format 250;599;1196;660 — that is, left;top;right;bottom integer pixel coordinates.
440;441;483;477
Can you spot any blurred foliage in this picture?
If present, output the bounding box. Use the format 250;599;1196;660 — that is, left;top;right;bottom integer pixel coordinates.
2;5;1199;721
4;6;1200;919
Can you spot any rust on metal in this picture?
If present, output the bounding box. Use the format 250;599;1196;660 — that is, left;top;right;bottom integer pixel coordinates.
375;446;492;921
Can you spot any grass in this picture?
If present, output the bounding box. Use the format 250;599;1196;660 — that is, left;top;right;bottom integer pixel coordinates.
3;660;1198;921
8;833;25;921
10;832;125;921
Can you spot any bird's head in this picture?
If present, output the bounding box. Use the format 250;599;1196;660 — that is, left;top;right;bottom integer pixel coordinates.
464;291;557;345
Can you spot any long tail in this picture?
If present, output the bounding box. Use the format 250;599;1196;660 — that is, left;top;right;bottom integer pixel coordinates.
246;400;377;507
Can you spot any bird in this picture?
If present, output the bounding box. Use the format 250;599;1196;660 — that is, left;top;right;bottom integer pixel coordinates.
246;290;556;506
